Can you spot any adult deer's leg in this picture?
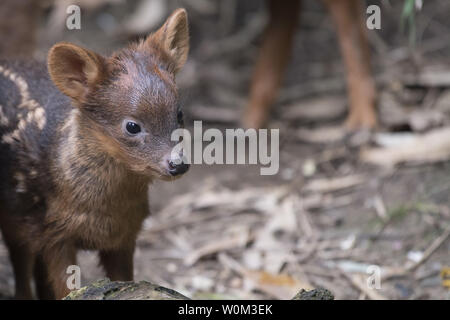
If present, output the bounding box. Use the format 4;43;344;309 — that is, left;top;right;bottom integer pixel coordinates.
244;0;301;129
323;0;377;129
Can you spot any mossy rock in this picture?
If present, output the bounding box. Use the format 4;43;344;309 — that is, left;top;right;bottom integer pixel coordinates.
64;278;334;300
64;278;189;300
292;287;334;300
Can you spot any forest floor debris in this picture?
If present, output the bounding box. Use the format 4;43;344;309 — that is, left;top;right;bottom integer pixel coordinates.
1;0;450;300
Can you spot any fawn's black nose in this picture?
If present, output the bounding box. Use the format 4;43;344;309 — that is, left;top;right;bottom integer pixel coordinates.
168;160;190;176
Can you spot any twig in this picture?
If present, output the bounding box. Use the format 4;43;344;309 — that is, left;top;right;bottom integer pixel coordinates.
303;175;366;193
340;272;387;300
184;231;252;266
380;225;450;281
406;225;450;272
201;13;266;59
373;195;389;223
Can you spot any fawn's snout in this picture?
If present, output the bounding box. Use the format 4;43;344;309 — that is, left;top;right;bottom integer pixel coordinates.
162;153;190;177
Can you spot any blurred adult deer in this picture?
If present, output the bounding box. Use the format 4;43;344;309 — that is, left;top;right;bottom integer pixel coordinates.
244;0;376;130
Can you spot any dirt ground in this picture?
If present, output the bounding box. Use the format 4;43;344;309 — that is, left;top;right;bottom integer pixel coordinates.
1;0;450;299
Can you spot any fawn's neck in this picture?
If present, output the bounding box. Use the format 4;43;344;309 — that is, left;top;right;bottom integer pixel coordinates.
54;109;150;212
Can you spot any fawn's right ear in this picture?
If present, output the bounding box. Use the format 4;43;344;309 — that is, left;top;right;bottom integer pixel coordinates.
48;42;106;102
148;8;189;74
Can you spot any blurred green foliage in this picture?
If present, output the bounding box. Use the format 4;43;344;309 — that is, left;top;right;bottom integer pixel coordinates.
401;0;418;46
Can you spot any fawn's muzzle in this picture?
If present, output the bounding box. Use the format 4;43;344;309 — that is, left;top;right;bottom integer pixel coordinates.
167;159;190;176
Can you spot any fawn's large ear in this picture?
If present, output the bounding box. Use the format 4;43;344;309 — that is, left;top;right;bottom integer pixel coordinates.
48;42;106;102
149;8;189;73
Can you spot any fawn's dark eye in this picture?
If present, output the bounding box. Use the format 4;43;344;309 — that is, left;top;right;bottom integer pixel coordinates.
126;121;141;134
177;110;184;125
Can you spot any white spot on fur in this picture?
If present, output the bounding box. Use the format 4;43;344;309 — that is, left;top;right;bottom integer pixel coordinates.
1;130;19;144
59;109;80;181
0;65;45;145
17;119;26;131
14;172;27;193
0;65;32;106
26;107;46;130
30;169;38;178
0;105;8;126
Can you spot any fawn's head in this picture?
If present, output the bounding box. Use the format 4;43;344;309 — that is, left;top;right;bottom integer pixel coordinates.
48;9;190;180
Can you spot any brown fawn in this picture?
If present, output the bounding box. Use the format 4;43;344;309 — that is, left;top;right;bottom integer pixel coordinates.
0;8;190;299
244;0;377;130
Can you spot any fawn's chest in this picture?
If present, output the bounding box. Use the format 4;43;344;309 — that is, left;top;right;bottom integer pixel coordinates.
49;147;151;249
72;195;149;250
49;172;150;249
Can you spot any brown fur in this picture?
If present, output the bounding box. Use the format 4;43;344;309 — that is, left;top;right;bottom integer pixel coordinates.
0;9;190;299
244;0;377;130
0;0;42;58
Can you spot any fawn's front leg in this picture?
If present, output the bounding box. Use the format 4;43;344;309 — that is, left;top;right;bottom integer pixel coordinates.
41;243;77;299
34;254;55;300
243;0;301;129
3;242;34;299
99;243;135;281
323;0;377;129
0;216;34;299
